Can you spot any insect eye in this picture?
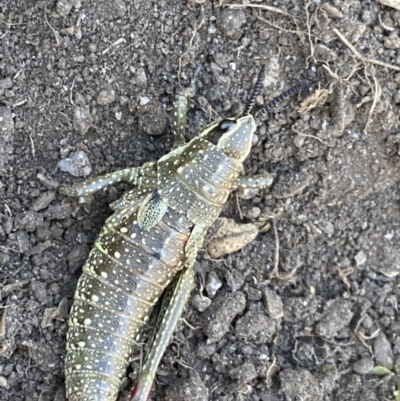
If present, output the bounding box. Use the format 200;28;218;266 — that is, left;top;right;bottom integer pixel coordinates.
218;119;236;132
204;119;236;145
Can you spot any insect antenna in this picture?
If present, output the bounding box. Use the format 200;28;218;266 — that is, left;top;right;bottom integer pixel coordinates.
243;64;266;116
253;80;307;119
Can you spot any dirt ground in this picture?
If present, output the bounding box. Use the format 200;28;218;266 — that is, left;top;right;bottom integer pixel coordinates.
1;0;400;400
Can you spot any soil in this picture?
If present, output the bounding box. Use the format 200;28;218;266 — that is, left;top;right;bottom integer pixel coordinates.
1;1;400;401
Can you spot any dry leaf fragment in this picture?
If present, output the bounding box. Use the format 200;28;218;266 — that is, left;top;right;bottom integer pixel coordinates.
205;218;258;258
298;89;330;114
320;3;344;18
378;0;400;11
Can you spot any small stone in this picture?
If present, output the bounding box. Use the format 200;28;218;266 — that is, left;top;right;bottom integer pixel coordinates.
315;299;353;339
374;332;394;369
243;206;261;219
31;281;47;303
73;55;85;63
45;201;73;220
280;369;322;400
88;43;97;52
235;310;276;343
228;361;257;383
384;33;400;49
262;287;284;320
138;101;167;136
218;9;247;38
139;97;150;106
314;43;337;62
0;253;10;267
352;358;374;375
165;373;209;401
0;107;14;169
93;0;126;20
56;0;73;17
16;211;43;233
16;231;30;253
224;269;245;291
191;294;212;312
58;150;92;177
67;244;89;272
247;287;262;301
31;192;56;212
205;271;222;298
0;77;13;94
96;85;115;105
237;188;260;200
73;106;93;134
25;240;53;257
317;220;334;236
354;250;366;266
135;68;147;88
72;0;82;9
293;134;305;148
202;291;246;343
320;3;343;18
36;173;60;190
196;344;216;359
0;376;8;389
208;24;217;35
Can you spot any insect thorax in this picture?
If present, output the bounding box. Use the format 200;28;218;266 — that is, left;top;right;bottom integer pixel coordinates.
157;137;242;227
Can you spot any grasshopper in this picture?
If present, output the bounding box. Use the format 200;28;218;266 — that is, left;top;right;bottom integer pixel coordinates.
60;65;305;401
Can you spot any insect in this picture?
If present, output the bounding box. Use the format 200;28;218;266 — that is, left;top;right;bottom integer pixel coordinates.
60;65;306;401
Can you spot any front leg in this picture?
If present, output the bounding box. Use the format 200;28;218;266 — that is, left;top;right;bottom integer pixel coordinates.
172;66;202;149
234;172;273;190
59;161;157;197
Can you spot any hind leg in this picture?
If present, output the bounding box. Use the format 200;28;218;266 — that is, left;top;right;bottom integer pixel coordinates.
130;257;195;401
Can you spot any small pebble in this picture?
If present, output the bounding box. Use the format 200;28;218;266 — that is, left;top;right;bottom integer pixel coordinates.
31;192;56;212
135;68;147;88
352;358;373;375
374;332;394;369
384;33;400;49
243;206;261;219
56;0;73;17
262;287;284;320
96;85;115;105
205;271;222;298
191;294;212;312
73;106;93;135
218;9;247;37
237;188;259;200
0;376;8;389
140;97;150;106
354;250;366;266
16;211;43;232
58;150;92;177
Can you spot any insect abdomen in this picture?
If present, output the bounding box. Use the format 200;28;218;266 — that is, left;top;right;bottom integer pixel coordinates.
65;202;193;401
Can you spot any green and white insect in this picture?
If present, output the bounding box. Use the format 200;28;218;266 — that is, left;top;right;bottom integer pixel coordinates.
60;65;305;401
